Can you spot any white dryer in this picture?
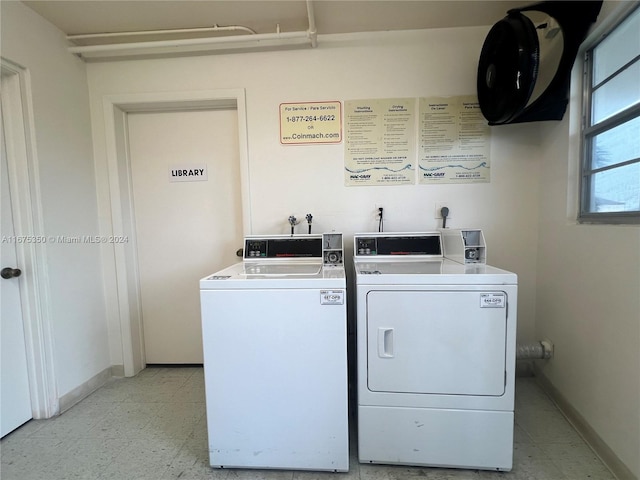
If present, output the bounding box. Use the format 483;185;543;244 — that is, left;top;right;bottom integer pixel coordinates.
354;232;517;471
199;233;349;472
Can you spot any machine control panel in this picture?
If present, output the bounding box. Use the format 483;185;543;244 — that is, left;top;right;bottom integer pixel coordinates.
244;236;323;259
246;240;268;258
356;238;377;256
355;234;442;257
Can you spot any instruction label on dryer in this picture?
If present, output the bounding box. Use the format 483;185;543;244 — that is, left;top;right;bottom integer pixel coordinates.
320;290;345;305
480;293;506;308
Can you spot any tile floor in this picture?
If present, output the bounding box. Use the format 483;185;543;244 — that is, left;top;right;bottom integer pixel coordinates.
1;367;616;480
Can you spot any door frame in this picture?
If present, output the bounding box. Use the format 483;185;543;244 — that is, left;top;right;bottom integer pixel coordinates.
101;89;251;376
1;58;58;418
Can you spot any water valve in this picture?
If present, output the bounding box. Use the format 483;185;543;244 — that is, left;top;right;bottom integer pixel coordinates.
288;215;299;236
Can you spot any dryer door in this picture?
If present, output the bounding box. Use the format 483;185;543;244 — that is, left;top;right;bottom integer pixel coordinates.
366;290;507;396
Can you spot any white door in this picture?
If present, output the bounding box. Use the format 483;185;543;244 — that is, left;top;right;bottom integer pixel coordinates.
367;290;507;396
128;109;243;364
1;103;32;437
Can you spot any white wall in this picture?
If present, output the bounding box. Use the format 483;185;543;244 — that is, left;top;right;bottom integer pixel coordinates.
537;123;640;479
3;1;637;475
86;27;542;361
1;2;110;400
535;2;640;477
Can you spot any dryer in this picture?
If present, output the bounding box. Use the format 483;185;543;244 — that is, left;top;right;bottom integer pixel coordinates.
200;233;348;472
353;232;517;471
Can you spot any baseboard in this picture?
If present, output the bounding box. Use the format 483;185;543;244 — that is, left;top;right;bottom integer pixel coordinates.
110;364;125;377
534;367;637;480
58;367;113;414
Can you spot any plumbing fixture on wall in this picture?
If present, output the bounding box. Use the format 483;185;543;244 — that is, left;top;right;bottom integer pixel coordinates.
286;214;315;235
516;340;554;360
306;214;313;234
440;207;450;229
288;215;299;236
434;202;451;220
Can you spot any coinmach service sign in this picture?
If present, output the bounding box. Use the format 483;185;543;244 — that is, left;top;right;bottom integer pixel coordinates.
280;101;342;145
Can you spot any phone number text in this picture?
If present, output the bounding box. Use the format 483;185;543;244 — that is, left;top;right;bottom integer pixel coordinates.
285;115;336;123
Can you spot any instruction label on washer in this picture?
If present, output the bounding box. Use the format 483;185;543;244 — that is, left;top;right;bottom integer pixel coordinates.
320;290;345;305
480;293;506;308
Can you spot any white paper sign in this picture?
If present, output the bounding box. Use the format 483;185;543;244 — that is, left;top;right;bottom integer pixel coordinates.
320;290;345;305
169;164;208;182
480;293;506;308
418;95;491;184
344;98;416;186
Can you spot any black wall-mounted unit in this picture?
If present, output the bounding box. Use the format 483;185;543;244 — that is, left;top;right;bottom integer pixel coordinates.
477;1;603;125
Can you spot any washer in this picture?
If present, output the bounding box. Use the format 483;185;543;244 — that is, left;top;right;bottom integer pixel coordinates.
199;233;349;472
354;232;518;471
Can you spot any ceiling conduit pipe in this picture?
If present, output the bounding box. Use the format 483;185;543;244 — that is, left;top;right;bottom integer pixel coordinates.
68;31;312;57
67;4;319;60
66;24;258;41
307;0;318;48
66;32;312;59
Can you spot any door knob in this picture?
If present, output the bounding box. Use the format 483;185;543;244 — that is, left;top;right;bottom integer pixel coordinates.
1;267;22;279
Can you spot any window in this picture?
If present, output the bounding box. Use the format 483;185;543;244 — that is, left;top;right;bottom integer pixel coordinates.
580;5;640;224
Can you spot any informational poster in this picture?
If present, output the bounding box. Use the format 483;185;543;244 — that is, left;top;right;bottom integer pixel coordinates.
280;101;342;145
344;98;415;186
418;96;490;184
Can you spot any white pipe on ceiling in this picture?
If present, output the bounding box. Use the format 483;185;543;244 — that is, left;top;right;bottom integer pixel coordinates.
67;24;258;41
68;0;318;60
68;31;313;59
307;0;318;48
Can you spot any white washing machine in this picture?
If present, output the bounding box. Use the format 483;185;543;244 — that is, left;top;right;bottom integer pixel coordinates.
199;233;349;472
354;232;518;472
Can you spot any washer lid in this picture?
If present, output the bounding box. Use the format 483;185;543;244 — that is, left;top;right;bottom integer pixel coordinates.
200;262;345;289
243;263;322;276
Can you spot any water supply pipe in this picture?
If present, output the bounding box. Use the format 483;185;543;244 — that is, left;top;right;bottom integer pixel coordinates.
516;340;554;360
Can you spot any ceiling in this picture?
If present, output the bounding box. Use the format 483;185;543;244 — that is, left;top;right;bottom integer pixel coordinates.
22;0;525;45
